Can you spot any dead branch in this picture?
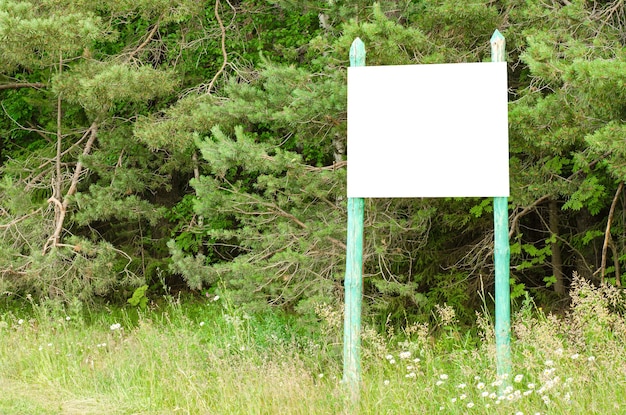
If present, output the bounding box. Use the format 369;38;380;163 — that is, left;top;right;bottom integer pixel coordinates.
44;122;98;254
0;82;46;90
54;55;64;203
126;19;161;63
600;181;623;283
305;160;348;171
222;184;347;250
509;195;551;239
205;0;235;93
0;208;43;230
608;237;621;287
1;102;53;137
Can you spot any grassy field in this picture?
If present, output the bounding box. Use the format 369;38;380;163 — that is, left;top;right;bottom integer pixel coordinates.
1;275;626;414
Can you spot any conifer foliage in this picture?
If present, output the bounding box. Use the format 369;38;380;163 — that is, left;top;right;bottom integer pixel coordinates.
0;1;625;320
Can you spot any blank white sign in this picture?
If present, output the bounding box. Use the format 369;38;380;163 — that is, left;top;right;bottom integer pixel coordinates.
347;62;509;198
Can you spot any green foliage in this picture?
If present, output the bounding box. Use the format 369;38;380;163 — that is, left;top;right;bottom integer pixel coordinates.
127;284;149;309
1;0;625;321
0;0;104;70
0;0;202;303
54;62;179;116
3;281;626;413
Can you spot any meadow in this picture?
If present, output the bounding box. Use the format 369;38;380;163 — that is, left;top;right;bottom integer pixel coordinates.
1;274;626;414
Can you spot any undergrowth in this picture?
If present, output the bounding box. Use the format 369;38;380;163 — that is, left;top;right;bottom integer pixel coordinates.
1;273;626;414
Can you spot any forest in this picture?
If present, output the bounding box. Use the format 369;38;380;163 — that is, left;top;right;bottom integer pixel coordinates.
0;0;625;326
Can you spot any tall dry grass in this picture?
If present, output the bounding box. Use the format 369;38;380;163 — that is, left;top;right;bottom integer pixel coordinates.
1;275;626;414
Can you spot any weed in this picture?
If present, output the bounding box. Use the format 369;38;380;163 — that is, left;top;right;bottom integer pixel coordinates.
1;277;626;413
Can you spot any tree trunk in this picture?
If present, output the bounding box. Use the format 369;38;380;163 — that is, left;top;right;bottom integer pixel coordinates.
549;200;566;295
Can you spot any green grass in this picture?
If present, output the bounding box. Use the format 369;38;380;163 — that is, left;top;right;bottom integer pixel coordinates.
2;275;626;414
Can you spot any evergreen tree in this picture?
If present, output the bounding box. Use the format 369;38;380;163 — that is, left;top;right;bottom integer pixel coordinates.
0;0;623;322
0;0;202;301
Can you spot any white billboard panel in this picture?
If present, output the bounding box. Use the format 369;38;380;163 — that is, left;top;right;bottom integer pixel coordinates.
347;62;509;198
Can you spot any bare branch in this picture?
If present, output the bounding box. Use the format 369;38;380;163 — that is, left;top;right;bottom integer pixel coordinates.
509;195;551;239
600;181;623;283
0;82;46;90
205;0;234;94
0;208;43;230
44;122;98;254
126;19;161;63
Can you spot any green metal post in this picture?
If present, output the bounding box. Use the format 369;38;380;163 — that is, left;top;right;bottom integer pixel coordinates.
343;37;365;399
491;29;512;384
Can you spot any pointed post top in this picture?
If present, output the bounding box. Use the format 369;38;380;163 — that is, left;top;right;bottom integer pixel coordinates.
350;37;366;67
490;29;504;43
490;30;506;63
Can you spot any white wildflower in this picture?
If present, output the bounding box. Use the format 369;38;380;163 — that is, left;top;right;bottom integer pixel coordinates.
110;323;121;331
514;374;524;383
399;351;411;359
439;374;449;380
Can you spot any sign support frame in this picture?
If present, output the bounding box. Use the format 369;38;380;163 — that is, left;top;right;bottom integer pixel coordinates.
342;30;512;399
